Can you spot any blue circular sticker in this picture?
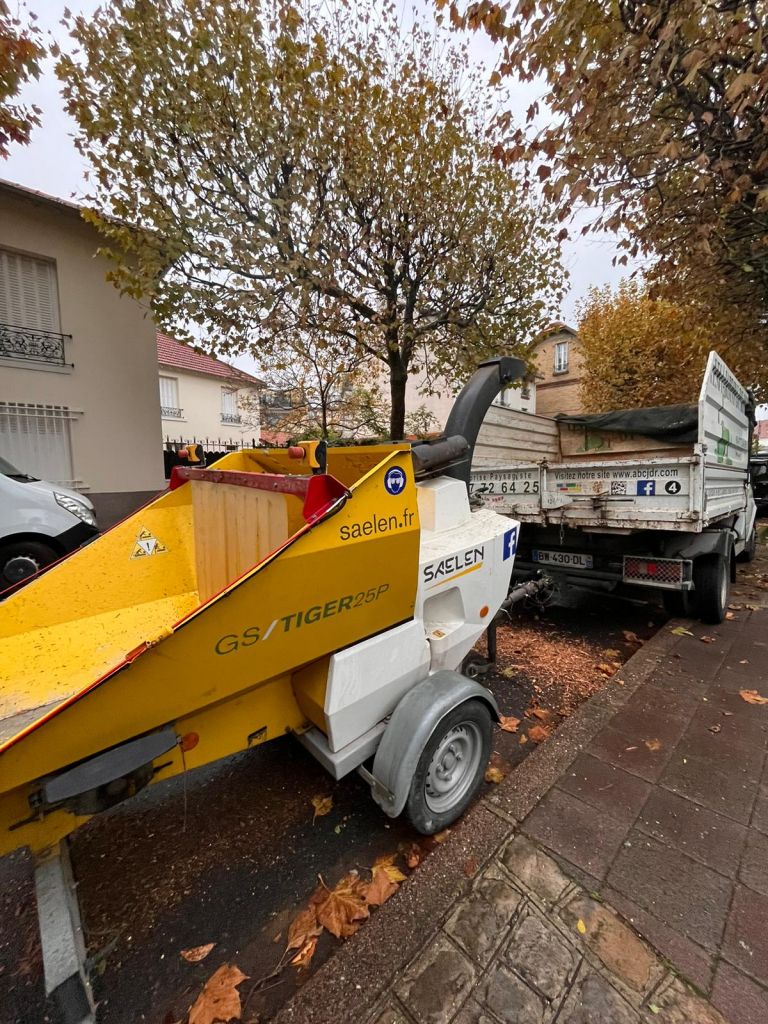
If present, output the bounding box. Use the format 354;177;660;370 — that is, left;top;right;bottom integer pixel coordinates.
384;466;407;495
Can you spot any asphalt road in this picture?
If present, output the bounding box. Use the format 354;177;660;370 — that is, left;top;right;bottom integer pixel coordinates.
0;591;667;1024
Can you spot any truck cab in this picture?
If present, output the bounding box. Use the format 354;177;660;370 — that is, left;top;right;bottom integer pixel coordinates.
0;456;99;587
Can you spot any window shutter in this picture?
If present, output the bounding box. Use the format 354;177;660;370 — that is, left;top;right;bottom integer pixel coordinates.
159;376;179;408
0;250;61;332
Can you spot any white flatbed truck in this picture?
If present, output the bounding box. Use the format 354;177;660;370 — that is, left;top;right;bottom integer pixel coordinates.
464;352;757;624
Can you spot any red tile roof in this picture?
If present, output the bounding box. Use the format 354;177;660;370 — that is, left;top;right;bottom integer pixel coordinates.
156;332;263;385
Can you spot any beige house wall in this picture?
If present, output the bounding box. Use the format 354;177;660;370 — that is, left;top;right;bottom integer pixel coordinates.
532;329;585;417
159;367;261;443
0;185;165;524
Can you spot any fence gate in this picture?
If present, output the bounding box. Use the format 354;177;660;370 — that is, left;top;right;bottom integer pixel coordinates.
0;402;77;486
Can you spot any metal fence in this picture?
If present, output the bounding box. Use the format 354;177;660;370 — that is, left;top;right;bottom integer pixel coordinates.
162;435;266;479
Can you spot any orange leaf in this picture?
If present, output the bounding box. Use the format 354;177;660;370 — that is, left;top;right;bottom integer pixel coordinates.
286;907;321;951
644;738;662;751
180;943;215;963
528;724;551;743
291;936;317;969
311;794;333;821
725;612;736;620
485;765;505;783
530;708;556;725
740;689;768;705
314;873;369;938
499;714;521;733
363;868;398;907
188;964;248;1024
519;733;529;745
595;663;616;676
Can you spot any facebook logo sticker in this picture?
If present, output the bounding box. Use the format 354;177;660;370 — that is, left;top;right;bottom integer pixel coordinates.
503;526;518;560
637;480;656;496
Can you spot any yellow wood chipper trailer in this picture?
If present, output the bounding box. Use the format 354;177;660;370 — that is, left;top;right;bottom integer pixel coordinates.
0;359;524;1023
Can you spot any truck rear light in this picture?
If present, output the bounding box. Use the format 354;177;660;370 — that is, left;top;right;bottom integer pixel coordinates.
623;556;692;588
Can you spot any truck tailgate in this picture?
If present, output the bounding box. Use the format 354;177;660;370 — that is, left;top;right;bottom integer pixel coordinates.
470;456;701;531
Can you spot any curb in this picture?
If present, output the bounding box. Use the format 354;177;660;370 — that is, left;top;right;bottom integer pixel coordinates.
274;621;686;1024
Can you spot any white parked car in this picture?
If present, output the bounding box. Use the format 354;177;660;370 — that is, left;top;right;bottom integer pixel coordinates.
0;456;99;587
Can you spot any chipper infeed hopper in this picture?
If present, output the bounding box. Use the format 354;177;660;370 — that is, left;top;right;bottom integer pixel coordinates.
0;358;524;1023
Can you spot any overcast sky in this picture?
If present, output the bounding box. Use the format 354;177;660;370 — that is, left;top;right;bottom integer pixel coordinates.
3;1;630;375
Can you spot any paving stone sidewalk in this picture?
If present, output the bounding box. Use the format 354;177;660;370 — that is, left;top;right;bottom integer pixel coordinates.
368;607;768;1024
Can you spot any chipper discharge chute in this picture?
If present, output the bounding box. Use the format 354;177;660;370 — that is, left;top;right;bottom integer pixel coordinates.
0;358;524;1023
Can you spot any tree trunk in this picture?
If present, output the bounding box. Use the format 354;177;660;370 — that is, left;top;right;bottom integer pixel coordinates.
389;361;407;440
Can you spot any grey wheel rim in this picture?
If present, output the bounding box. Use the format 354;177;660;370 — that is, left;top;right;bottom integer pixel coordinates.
425;721;483;814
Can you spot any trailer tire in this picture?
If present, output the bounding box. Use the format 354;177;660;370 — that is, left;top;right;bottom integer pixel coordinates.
694;554;730;625
405;700;492;835
737;528;757;563
662;589;697;619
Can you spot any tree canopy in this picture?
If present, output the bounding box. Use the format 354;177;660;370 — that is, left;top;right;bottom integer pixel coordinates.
446;0;768;353
58;0;563;439
0;1;43;158
577;279;767;412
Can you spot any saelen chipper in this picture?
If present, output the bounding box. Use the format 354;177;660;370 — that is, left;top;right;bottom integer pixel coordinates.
0;359;524;1022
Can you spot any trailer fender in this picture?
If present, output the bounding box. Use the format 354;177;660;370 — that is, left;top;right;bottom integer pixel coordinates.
663;529;734;563
370;671;499;819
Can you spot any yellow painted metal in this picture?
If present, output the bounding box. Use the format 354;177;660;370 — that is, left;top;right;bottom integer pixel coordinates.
0;444;420;856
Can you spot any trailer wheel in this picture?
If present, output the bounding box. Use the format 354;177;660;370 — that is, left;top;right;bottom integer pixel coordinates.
694;554;730;625
737;528;757;563
662;589;697;619
405;700;492;835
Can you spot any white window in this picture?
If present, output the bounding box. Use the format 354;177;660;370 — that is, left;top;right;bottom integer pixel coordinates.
0;402;76;486
0;249;61;332
221;388;240;423
159;376;181;417
554;340;569;373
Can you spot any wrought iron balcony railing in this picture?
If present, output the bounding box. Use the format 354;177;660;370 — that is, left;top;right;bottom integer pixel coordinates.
0;322;71;366
161;405;184;418
221;412;242;424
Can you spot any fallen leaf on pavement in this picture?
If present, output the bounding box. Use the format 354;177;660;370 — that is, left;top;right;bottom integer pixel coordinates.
363;868;398;907
722;711;734;716
286;907;321;951
708;724;722;734
601;648;621;660
313;873;369;938
728;604;743;610
188;964;248;1024
699;636;716;643
311;794;333;822
671;626;693;636
528;724;551;743
501;666;518;679
485;765;505;783
181;943;215;963
530;708;557;725
644;739;662;751
291;936;318;969
740;689;768;705
372;855;407;883
499;715;521;733
432;829;451;843
595;663;616;676
519;733;529;745
740;659;750;665
576;919;587;935
404;843;422;869
463;858;478;877
725;612;736;620
623;631;642;644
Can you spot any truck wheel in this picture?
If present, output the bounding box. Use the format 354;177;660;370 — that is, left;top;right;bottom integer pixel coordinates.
0;541;58;586
662;589;696;618
737;528;757;563
405;700;492;835
694;554;729;625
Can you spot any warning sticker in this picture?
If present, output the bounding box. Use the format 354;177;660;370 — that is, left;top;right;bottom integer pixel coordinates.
131;527;168;559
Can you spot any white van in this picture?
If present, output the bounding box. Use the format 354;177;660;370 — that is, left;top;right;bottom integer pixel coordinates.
0;456;99;587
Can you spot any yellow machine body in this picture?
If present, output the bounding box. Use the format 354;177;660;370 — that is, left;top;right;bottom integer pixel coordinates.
0;444;420;856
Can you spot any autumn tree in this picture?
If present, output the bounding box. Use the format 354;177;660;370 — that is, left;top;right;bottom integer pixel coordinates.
58;0;562;439
259;339;388;441
0;1;43;157
447;1;768;352
577;280;768;412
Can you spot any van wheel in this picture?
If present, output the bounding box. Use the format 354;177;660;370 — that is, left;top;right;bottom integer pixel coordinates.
0;541;58;586
405;700;492;835
737;528;757;563
694;554;729;625
662;589;697;618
